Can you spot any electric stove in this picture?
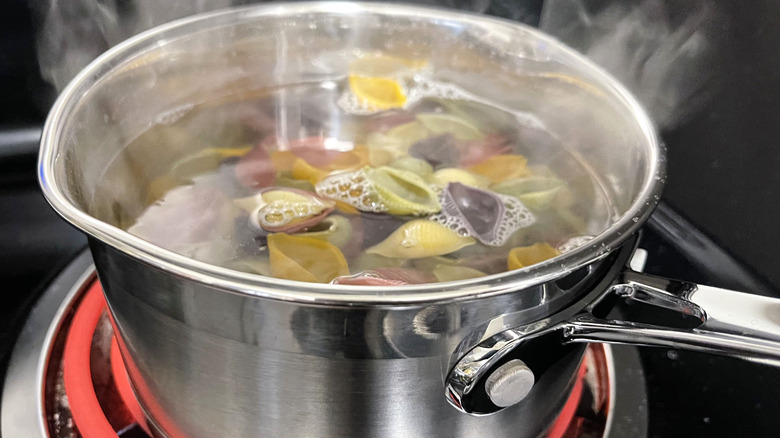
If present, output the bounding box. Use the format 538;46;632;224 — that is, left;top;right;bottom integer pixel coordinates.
3;1;780;437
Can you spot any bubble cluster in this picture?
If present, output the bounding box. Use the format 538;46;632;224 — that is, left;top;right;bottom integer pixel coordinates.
406;77;470;103
254;199;328;229
337;90;390;116
315;169;387;213
429;212;474;238
430;192;535;246
499;194;536;233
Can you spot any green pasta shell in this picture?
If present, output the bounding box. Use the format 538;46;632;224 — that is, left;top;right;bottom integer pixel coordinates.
365;166;441;215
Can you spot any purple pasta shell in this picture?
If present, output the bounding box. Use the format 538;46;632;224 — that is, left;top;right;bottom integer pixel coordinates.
440;182;504;243
332;268;433;286
332;272;409;286
430;183;535;246
408;134;460;169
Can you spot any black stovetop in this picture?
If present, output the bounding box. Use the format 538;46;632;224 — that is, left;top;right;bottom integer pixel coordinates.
3;1;780;437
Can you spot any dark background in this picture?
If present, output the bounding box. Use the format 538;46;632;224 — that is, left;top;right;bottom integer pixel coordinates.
661;2;780;290
1;1;779;437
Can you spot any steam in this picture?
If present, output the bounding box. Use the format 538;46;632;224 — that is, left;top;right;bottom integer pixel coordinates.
33;0;232;92
33;0;724;129
31;0;491;93
540;0;726;129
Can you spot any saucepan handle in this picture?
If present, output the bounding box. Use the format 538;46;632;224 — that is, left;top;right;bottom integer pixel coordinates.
445;267;780;415
562;270;780;366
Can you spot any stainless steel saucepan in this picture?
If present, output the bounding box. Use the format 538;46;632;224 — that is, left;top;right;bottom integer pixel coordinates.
38;3;780;437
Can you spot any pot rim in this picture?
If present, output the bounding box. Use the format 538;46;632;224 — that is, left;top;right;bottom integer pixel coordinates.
38;1;663;305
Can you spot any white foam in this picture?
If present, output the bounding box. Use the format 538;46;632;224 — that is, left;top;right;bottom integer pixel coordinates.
256;199;327;229
315;169;387;213
429;192;535;246
337;74;549;137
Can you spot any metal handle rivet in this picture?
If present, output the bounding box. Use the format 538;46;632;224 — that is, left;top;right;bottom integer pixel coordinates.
484;359;535;408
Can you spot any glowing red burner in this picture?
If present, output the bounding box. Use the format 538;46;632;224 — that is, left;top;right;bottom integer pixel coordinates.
60;281;151;437
111;337;150;435
547;358;588;438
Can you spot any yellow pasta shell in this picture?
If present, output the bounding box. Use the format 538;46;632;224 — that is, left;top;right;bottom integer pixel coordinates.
431;168;491;188
470;154;530;184
433;264;487;282
507;242;561;271
268;233;349;283
366;220;475;259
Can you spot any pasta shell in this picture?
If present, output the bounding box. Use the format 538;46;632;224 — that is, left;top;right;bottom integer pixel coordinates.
296;215;352;248
292;158;330;186
348;55;408;110
431;168;490;189
270;150;298;172
332;268;432;286
365;166;440;215
326;145;370;171
351;253;407;272
316;169;386;213
429;183;535;246
364;109;416;133
172;146;251;180
408;134;461;169
275;136;343;167
491;177;565;211
527;165;558;178
131;186;230;253
410;255;460;273
459;134;512;167
235;143;276;189
359;213;408;249
228;256;272;277
289;142;370;185
383;120;430;147
389;156;434;179
435;99;517;136
268;233;349;283
367;146;395;167
316;167;440;216
365;120;430;165
507;242;561;271
332;272;409;286
273;172;315;192
366;219;475;259
432;264;487;282
416;113;483;141
250;188;335;233
371;267;435;284
469;154;530;184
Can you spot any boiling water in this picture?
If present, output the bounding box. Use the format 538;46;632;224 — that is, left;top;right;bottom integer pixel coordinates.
110;71;615;286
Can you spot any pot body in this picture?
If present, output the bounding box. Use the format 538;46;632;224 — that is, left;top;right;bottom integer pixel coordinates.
92;240;607;438
39;3;662;437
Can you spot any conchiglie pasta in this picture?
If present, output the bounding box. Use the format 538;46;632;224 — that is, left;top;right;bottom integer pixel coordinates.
127;62;608;286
